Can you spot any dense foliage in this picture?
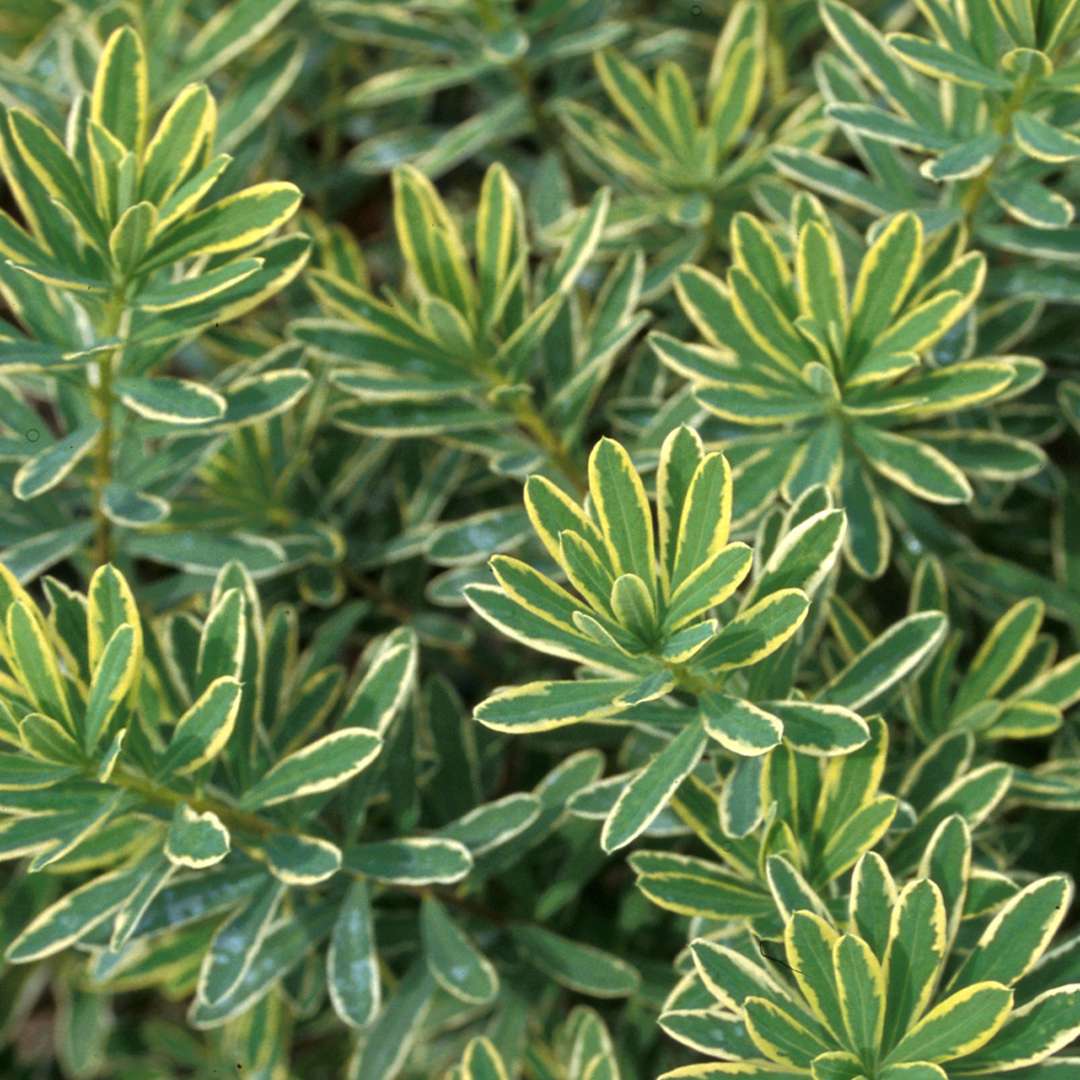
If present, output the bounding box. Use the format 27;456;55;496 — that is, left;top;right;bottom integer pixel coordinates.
1;1;1080;1078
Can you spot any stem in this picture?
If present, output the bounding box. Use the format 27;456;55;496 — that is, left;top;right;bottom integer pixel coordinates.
92;291;125;568
765;0;788;102
475;0;500;30
111;765;277;838
509;394;588;496
666;661;725;697
511;59;560;149
317;45;344;217
959;76;1034;227
110;765;525;931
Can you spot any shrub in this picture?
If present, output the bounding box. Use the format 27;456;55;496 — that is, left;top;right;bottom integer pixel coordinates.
0;3;1079;1078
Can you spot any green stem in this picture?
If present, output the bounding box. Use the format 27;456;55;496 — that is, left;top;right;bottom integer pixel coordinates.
110;765;526;930
317;45;344;217
508;394;588;496
92;291;125;568
511;59;559;148
111;765;277;838
959;75;1035;226
666;662;725;697
475;0;500;30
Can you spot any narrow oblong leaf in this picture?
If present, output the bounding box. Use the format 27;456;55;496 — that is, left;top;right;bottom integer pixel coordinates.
92;26;149;154
344;837;472;884
511;924;640;998
141;182;301;271
5;865;140;963
421;896;498;1004
885;982;1013;1064
159;676;242;777
197;879;287;1006
601;718;707;852
588;436;657;593
240;728;382;809
327;880;379;1029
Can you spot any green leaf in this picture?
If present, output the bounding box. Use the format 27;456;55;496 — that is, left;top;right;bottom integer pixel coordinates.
240;728;382;809
701;692;783;756
1013;111;1080;162
855;427;972;504
898;764;1012;872
261;833;341;885
826;103;951;153
177;0;300;87
510;925;640;998
328;880;379;1029
115;376;227;425
947;876;1072;992
474;676;663;733
691;939;787;1011
102;483;170;526
888;32;1012;89
195;587;246;694
87;565;142;680
663;542;753;631
348;958;435;1079
344;838;472;884
188;904;334;1028
462;1037;509;1080
8;109;105;249
5;865;140;962
657;425;705;584
611;572;657;643
340;626;417;736
671;452;733;593
588;437;657;595
83;623;137;754
990;177;1074;228
421;896;498;1004
953;598;1044;716
785;912;845;1043
436;793;540;856
882;880;947;1050
819;0;938;128
159;676;242;777
848;212;923;355
13;422;101;500
19;712;82;765
164;803;230;869
884;982;1013;1064
7;598;74;730
601;718;707;852
744;995;829;1067
141;182;302;272
635;864;772;919
0;753;79;789
137;258;263;311
140;83;216;204
92;26;148;155
922;133;1002;181
820;612;947;710
197;879;287;1006
769;701;870;756
954;986;1080;1071
697;588;810;671
109;202;157;275
108;850;176;952
820;795;899;882
728;265;815;373
524;473;609;572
